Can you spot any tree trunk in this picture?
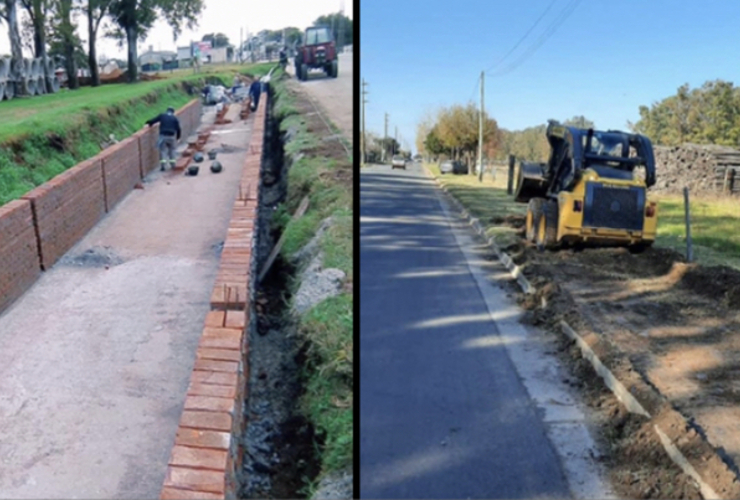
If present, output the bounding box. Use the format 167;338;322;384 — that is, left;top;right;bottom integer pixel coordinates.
87;9;99;86
31;4;52;93
64;46;77;88
126;24;138;83
59;0;77;89
5;0;23;63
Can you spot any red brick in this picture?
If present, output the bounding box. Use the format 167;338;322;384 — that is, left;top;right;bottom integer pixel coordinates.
184;395;234;413
163;466;225;494
180;410;232;432
187;382;236;399
204;311;225;328
160;486;223;499
169;445;228;471
224;311;246;329
193;358;239;374
102;136;142;211
175;428;231;451
191;370;238;386
197;348;241;362
199;328;242;350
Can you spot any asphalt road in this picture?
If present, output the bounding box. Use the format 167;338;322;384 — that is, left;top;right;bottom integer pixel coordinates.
360;163;601;498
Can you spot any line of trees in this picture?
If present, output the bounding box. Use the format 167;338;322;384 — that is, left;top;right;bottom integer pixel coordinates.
1;0;203;87
415;103;597;166
415;103;500;172
630;79;740;147
416;78;740;166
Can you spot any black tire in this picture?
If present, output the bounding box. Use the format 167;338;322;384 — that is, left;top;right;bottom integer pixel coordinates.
331;59;338;78
629;240;654;254
536;199;560;251
300;64;308;81
525;198;545;242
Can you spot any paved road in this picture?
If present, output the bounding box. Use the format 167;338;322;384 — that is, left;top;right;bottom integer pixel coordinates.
360;163;608;498
286;52;353;141
0;105;252;499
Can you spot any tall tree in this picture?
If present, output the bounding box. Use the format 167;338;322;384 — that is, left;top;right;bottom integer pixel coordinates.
1;0;24;66
19;0;52;90
86;0;113;86
563;115;595;129
313;12;352;46
108;0;203;83
201;32;229;48
51;0;79;88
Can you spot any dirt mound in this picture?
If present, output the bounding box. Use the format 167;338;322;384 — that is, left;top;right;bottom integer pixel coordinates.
550;246;684;278
653;143;740;195
678;264;740;307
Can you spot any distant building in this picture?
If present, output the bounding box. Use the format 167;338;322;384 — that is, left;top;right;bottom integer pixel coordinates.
177;46;193;67
206;46;230;64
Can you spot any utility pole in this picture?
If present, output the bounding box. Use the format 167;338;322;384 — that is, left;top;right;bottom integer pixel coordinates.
383;113;389;163
395;126;398;155
362;79;369;164
478;70;485;182
338;0;345;53
240;28;243;63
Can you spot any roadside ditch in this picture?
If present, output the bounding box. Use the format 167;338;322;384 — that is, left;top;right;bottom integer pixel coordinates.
239;74;353;498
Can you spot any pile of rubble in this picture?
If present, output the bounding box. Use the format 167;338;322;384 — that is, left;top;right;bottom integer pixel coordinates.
652;143;740;195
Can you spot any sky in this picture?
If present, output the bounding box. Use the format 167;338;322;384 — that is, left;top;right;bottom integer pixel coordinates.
361;0;740;154
0;0;351;61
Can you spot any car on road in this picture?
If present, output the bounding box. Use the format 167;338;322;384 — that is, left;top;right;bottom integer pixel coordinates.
439;160;467;175
391;155;406;169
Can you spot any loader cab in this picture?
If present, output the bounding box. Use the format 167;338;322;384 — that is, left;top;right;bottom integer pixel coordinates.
549;125;657;192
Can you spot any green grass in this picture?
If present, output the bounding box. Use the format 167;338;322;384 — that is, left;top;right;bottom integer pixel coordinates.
300;294;353;472
0;61;274;145
426;163;740;270
270;75;353;489
0;84;196;205
0;61;277;206
654;194;740;269
427;163;526;248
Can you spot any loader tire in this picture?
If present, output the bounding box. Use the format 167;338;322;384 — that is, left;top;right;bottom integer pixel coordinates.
525;198;545;242
536;199;560;251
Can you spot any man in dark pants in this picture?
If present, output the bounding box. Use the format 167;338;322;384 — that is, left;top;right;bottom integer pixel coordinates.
248;78;261;111
146;107;182;171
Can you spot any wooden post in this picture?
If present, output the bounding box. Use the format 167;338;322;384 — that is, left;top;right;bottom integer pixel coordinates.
723;167;731;193
507;155;515;195
684;187;693;263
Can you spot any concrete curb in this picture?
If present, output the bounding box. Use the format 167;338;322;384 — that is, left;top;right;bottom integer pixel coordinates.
423;165;733;500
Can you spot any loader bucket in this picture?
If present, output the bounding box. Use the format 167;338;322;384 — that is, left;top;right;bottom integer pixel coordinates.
514;161;548;203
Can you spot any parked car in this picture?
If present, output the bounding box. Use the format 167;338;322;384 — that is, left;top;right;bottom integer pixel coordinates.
439;160;467;174
391;155;406;169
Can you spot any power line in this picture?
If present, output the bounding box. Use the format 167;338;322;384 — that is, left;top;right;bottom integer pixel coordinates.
487;0;582;77
485;0;559;73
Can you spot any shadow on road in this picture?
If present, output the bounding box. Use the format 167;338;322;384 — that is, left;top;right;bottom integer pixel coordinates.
359;168;570;498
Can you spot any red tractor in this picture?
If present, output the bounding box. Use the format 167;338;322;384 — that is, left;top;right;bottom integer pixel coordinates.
294;26;338;81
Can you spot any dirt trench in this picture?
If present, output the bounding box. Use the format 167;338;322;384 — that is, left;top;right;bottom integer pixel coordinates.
238;84;320;499
486;211;740;498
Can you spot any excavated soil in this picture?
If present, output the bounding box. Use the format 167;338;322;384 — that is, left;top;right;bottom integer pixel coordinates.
492;212;740;497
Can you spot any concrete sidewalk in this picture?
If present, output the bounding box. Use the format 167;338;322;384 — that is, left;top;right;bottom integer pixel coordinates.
0;104;254;499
